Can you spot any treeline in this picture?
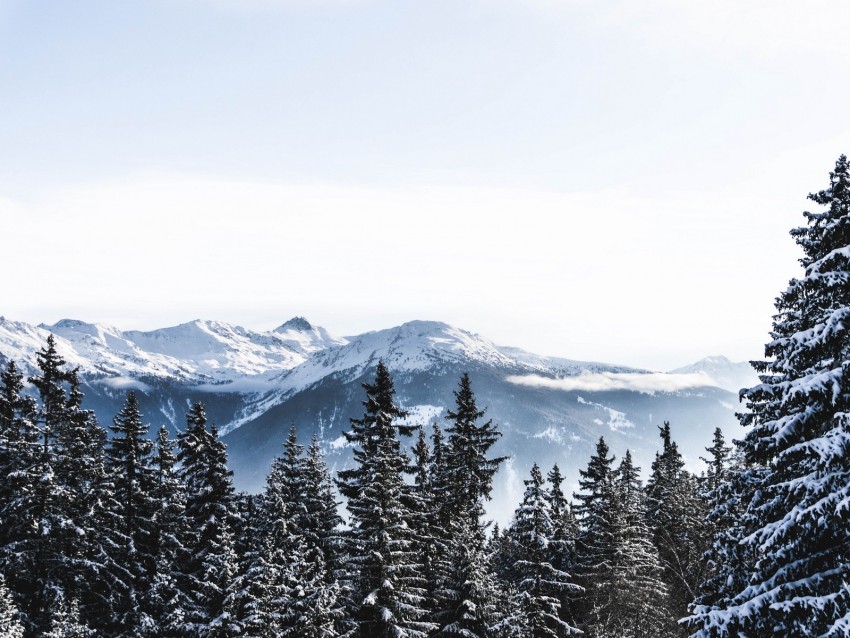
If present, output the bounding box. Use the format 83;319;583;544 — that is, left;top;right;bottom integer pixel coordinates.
0;335;725;638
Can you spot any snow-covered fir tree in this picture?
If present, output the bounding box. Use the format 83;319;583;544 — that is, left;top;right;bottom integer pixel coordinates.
0;575;24;638
144;425;192;638
645;422;709;633
545;464;579;629
59;370;130;635
177;402;238;637
433;373;507;637
689;155;850;637
43;594;95;638
699;428;732;494
335;361;434;638
497;464;580;638
104;391;159;635
601;451;673;638
571;436;617;629
0;360;40;633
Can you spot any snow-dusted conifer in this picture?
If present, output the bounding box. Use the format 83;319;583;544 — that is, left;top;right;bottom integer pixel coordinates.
433;374;507;636
545;464;579;628
497;464;580;637
144;425;192;637
43;594;95;638
177;402;238;637
700;428;732;494
0;360;39;629
571;436;616;628
592;450;672;638
104;391;158;633
335;361;434;637
689;155;850;637
645;422;709;632
0;575;24;638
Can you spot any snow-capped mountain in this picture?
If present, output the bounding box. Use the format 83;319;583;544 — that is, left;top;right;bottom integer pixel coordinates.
670;355;760;395
0;315;743;523
273;316;348;353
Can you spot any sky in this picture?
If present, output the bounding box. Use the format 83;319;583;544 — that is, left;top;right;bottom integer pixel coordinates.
2;0;850;370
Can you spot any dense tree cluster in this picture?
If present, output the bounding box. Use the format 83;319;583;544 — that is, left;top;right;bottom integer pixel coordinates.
0;343;716;638
3;156;850;637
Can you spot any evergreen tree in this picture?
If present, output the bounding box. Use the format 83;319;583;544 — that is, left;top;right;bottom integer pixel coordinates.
21;336;76;634
689;155;850;637
699;427;732;494
408;425;440;620
292;436;345;637
645;422;709;632
43;595;95;638
689;447;765;637
0;360;40;632
56;370;124;635
589;451;672;638
433;374;506;637
545;465;578;628
571;437;617;629
177;402;238;637
229;493;275;638
145;425;191;637
0;575;24;638
497;464;580;637
443;373;506;531
104;391;158;634
335;361;434;638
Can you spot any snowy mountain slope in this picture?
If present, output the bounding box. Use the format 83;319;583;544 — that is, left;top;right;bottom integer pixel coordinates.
670;355;760;395
123;319;306;379
273;316;348;353
0;315;344;435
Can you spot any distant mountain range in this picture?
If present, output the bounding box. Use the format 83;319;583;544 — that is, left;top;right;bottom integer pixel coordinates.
0;315;756;523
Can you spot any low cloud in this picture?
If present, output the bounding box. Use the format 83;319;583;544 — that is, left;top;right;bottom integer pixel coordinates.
507;371;718;394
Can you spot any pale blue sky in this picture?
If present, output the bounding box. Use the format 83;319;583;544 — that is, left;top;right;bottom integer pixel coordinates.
2;0;849;369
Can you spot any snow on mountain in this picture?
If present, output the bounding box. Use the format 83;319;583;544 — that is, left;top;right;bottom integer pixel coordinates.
271;320;526;395
272;316;348;353
670;355;759;395
0;317;91;370
0;316;343;386
123;319;306;380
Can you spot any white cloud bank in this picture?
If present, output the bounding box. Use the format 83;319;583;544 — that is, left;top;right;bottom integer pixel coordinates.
507;371;718;394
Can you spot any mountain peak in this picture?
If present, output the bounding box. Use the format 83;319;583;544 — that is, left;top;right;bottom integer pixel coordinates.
275;316;314;332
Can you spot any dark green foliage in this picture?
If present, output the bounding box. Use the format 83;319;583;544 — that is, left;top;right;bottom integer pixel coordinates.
177;402;238;637
335;361;433;638
644;422;709;633
498;464;580;638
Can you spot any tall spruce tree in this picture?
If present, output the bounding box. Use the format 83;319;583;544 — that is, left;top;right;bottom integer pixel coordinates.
0;360;40;632
498;464;580;638
645;422;709;633
571;437;617;630
0;575;24;638
545;465;579;628
105;391;158;634
22;336;76;634
689;155;850;636
144;425;191;638
177;402;238;637
700;428;732;494
433;374;506;637
335;361;433;638
602;451;672;638
57;370;124;635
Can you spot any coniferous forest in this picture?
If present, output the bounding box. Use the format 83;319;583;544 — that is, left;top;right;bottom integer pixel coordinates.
2;157;850;637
